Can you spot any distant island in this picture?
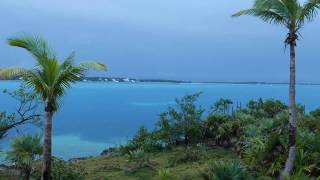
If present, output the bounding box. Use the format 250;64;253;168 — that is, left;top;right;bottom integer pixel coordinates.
2;76;320;85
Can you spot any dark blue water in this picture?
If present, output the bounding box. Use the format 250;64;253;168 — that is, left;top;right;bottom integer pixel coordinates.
1;81;320;159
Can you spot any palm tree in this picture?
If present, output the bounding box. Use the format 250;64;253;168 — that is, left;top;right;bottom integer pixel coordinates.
6;135;42;180
2;34;106;180
232;0;320;177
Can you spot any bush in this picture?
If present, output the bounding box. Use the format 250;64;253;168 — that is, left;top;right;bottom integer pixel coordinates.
210;98;233;114
235;100;320;178
123;96;320;178
127;148;150;168
244;99;287;118
119;144;135;156
6;135;42;180
295;129;320;176
158;168;175;180
31;157;87;180
154;112;177;146
204;114;235;146
240;113;288;176
201;160;251;180
130;126;161;152
155;93;205;145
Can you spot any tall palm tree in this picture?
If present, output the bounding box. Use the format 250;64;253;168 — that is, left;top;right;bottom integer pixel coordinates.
232;0;320;177
1;34;106;180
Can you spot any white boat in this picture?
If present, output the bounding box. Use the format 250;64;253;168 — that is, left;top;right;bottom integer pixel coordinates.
112;79;119;83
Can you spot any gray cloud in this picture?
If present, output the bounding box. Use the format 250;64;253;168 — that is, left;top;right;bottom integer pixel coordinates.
0;0;319;82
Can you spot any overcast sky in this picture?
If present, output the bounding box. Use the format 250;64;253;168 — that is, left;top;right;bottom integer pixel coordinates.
1;0;320;82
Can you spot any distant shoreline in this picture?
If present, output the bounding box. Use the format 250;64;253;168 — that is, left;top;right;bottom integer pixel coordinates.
1;77;320;85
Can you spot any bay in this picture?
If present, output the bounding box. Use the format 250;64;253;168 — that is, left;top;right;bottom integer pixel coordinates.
1;81;320;159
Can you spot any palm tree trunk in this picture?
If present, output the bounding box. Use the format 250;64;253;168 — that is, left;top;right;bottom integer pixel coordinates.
42;108;53;180
281;39;297;178
23;169;31;180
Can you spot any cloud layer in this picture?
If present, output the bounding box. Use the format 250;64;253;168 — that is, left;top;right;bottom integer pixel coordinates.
1;0;320;82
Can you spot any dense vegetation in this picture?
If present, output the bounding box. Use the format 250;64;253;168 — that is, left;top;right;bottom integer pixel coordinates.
1;91;320;180
112;93;320;179
233;0;320;177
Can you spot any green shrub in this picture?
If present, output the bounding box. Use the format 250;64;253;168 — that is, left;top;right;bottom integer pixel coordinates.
236;99;320;178
122;96;320;178
240;115;288;176
158;168;175;180
204;113;235;146
210;98;233;114
154;112;177;146
130;126;162;152
295;129;320;176
6;135;42;180
201;160;251;180
31;157;87;180
127;148;150;168
118;144;135;155
243;99;287;118
155;93;205;145
283;173;313;180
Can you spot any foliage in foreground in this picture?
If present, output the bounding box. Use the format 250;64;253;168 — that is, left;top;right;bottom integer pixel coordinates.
122;93;320;179
3;34;107;179
6;135;42;180
201;160;251;180
0;85;41;140
77;146;240;180
31;158;87;180
2;93;320;179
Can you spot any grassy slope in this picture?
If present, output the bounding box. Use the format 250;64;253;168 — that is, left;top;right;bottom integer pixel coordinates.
78;147;240;180
0;171;16;180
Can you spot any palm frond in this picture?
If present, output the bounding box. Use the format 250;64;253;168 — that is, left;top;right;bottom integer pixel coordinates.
232;0;294;26
7;34;107;112
282;0;301;19
55;66;83;94
232;8;287;25
59;52;76;73
63;51;76;65
0;67;29;79
24;70;50;101
232;9;258;17
299;0;320;23
79;61;107;71
7;34;56;67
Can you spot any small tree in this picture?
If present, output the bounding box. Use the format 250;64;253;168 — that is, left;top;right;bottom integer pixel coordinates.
6;135;42;180
155;112;176;146
130;126;160;152
211;98;233;114
157;92;204;145
0;85;41;140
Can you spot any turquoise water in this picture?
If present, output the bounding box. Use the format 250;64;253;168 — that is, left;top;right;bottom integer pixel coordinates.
1;81;320;159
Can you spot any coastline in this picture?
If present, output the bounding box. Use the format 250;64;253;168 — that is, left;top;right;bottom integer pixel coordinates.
1;78;320;86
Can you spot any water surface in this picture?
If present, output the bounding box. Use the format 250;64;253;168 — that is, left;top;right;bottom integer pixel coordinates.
1;81;320;159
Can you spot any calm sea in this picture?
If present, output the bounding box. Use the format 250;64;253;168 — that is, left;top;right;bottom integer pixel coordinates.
1;81;320;160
